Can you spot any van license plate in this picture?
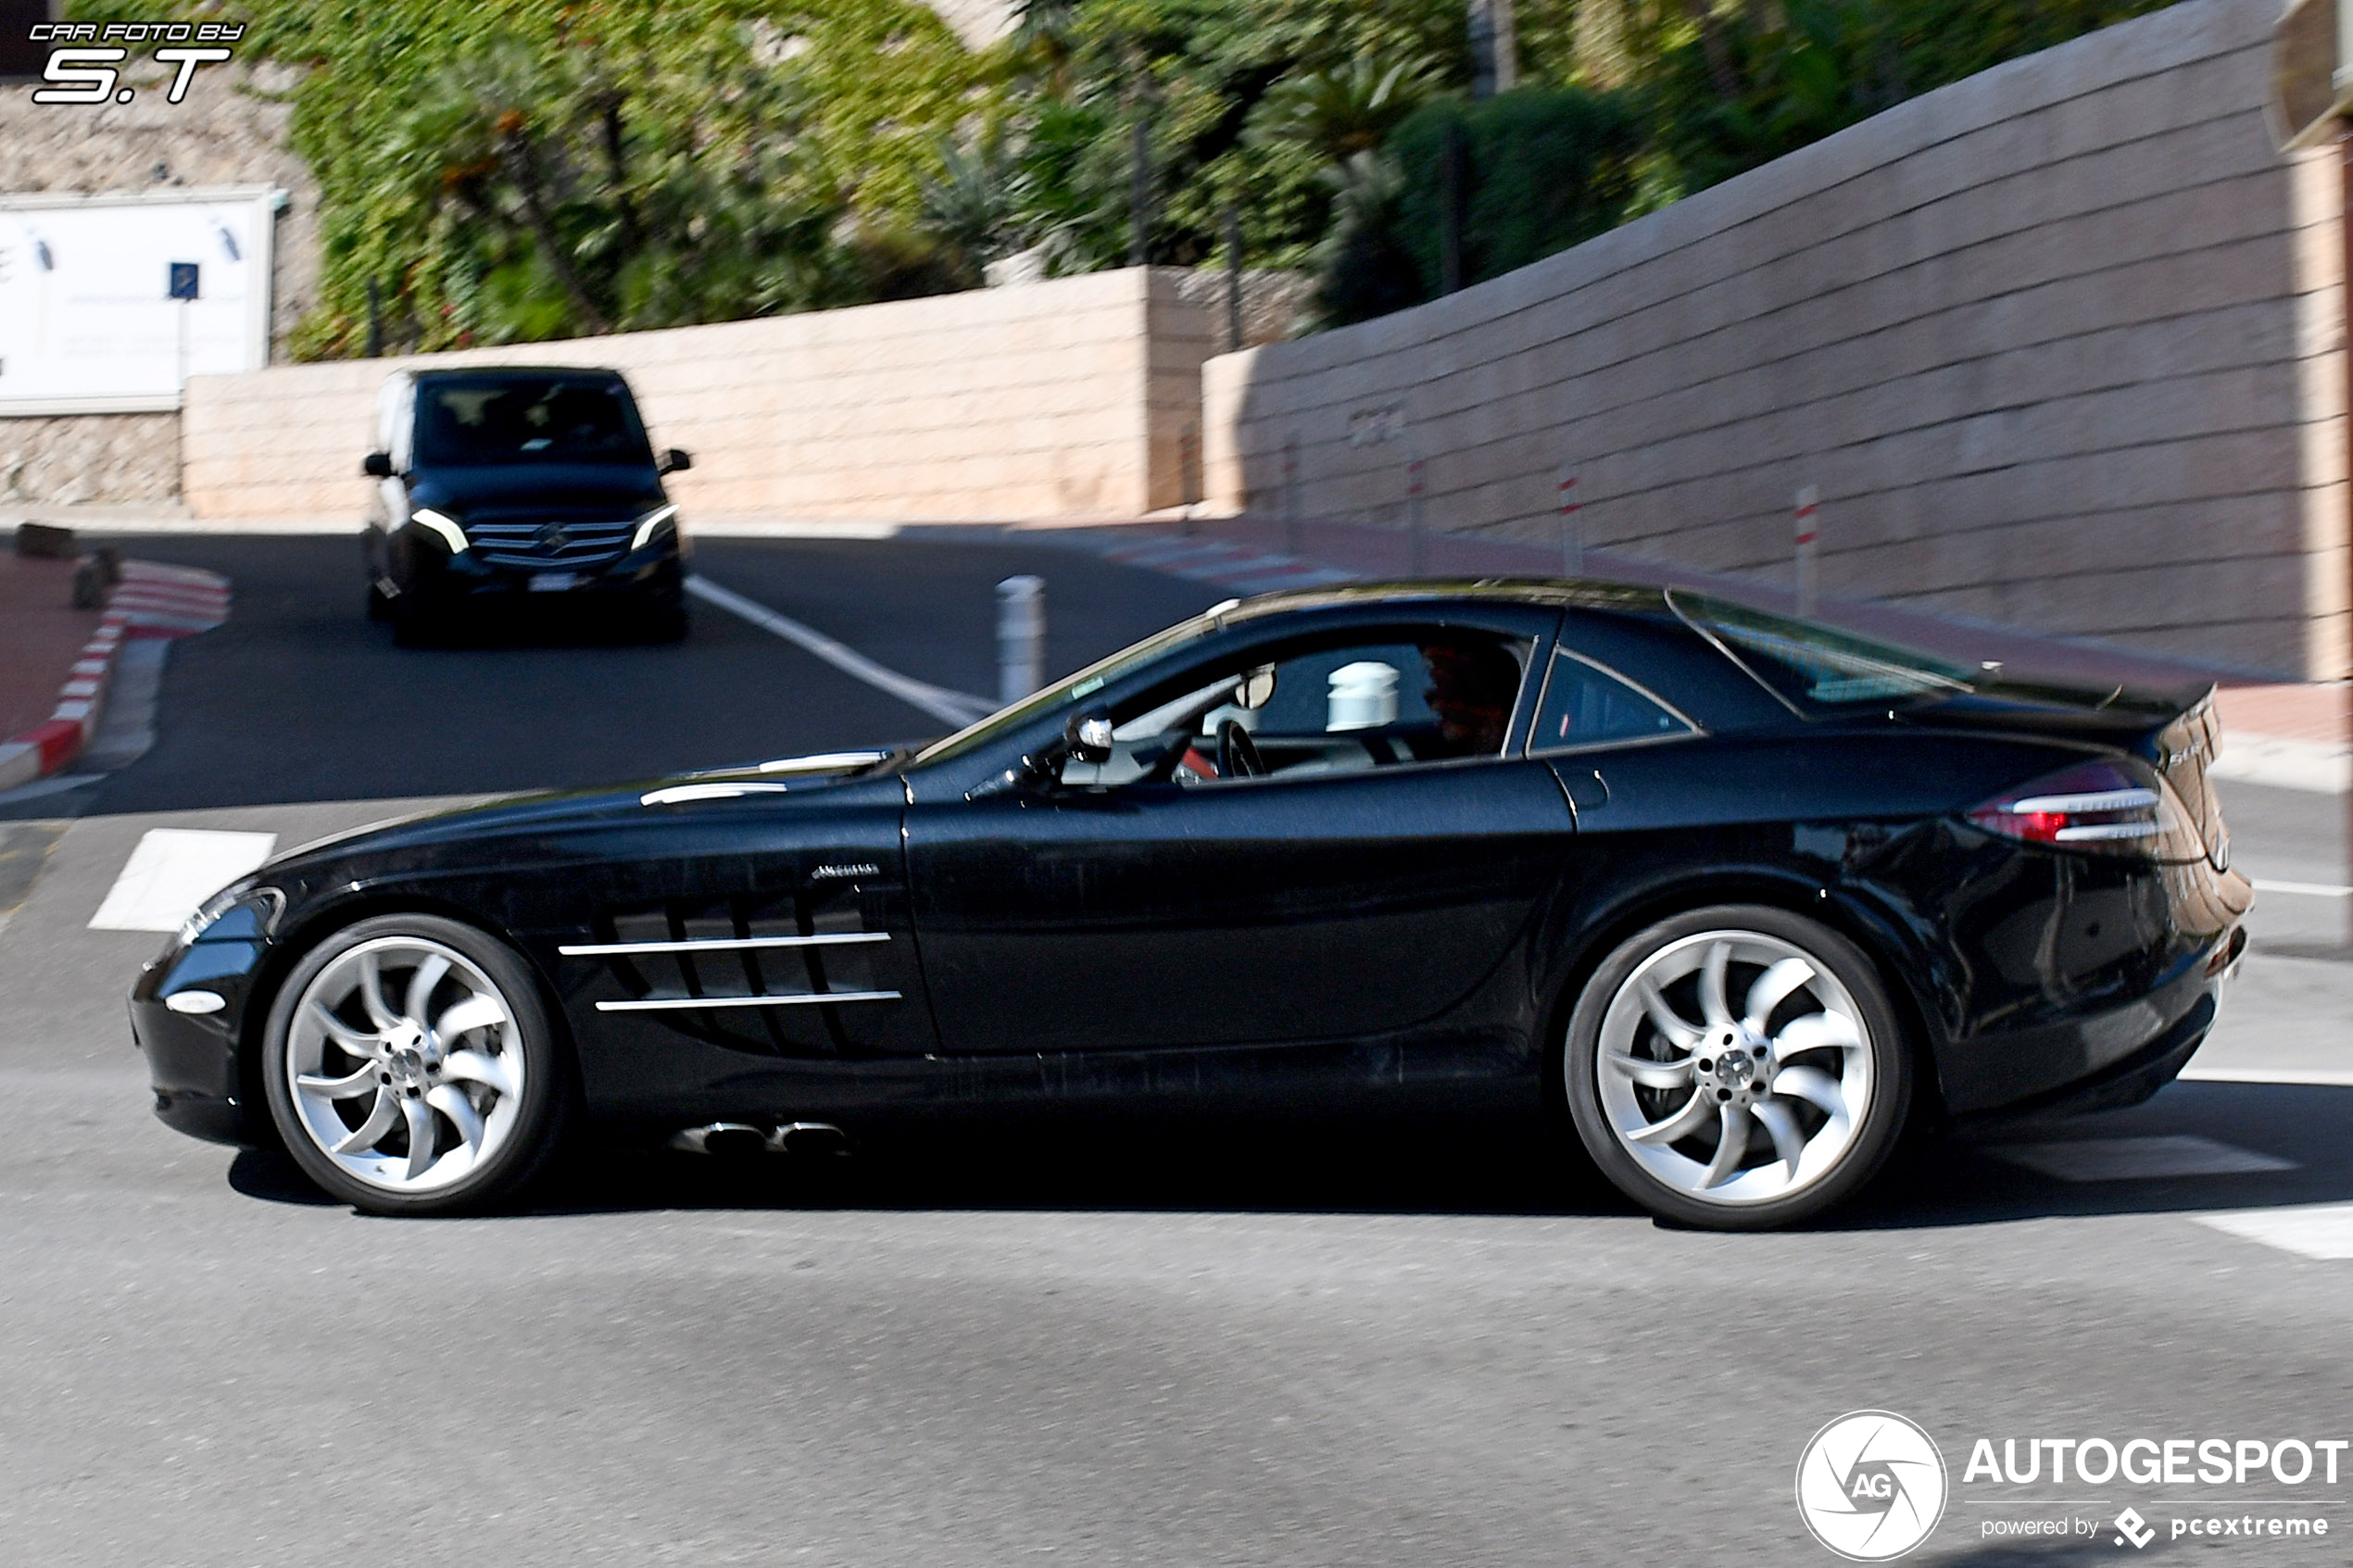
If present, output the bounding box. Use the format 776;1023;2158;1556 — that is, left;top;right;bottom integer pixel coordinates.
528;572;580;593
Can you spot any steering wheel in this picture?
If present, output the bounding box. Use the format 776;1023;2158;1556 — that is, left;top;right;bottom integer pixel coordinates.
1216;719;1265;780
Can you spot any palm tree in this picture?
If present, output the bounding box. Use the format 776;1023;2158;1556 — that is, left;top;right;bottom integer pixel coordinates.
1252;56;1442;167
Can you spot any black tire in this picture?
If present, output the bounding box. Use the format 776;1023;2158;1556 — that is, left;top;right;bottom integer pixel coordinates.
260;914;575;1216
1562;904;1912;1230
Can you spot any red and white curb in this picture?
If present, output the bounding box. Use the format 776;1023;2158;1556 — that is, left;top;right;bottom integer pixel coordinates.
0;560;229;792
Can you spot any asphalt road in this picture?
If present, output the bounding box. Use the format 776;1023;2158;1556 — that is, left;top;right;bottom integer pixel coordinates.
1;533;2348;1567
5;533;1219;816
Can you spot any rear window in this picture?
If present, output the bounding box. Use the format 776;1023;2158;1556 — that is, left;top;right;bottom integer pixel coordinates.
1667;590;1973;711
414;376;653;467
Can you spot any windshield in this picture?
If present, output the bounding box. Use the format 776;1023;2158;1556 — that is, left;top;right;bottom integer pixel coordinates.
414;376;654;467
1667;590;1973;710
909;613;1219;768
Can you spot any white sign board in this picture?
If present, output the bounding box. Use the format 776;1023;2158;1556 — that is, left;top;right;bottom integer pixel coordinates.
0;185;280;415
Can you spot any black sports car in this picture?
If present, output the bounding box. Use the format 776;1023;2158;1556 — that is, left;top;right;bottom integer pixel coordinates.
132;582;2250;1227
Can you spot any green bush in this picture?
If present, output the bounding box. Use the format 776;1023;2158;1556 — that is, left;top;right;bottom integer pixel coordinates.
1313;84;1639;326
1390;85;1641;295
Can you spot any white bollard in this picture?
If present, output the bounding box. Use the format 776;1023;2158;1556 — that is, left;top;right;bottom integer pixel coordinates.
997;575;1045;706
1793;484;1819;618
1327;661;1400;731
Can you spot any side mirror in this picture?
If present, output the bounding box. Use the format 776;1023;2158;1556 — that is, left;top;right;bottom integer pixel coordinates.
659;448;692;475
1064;709;1114;765
362;452;394;478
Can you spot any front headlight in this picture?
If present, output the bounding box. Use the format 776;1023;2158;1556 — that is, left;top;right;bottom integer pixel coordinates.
410;508;469;553
630;503;680;552
174;879;284;949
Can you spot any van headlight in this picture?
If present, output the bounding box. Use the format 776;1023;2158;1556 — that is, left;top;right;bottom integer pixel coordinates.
410;508;469;553
630;503;680;552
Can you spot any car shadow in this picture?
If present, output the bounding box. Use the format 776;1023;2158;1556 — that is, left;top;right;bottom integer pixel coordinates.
1831;1080;2353;1233
388;606;678;650
222;1080;2353;1229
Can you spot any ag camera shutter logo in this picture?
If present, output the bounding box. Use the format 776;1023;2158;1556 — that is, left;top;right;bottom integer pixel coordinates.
1796;1411;1948;1561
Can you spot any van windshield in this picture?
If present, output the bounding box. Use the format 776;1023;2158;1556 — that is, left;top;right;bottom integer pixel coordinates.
415;377;654;467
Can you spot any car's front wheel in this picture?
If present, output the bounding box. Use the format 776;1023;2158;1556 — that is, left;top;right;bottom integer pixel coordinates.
261;914;573;1216
1564;905;1911;1230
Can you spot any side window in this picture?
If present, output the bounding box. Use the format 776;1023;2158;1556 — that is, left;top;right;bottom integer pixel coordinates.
1060;631;1530;787
1529;650;1694;755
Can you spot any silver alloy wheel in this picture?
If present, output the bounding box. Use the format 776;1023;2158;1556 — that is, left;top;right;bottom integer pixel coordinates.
283;935;526;1195
1592;928;1873;1207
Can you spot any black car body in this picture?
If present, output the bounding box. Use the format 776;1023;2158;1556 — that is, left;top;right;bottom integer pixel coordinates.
361;366;691;638
132;583;2250;1226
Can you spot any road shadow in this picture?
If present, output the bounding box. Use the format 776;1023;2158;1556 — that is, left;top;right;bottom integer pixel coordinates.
220;1080;2353;1229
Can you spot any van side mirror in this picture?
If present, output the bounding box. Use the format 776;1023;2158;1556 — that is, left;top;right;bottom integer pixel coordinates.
362;452;394;478
659;448;692;475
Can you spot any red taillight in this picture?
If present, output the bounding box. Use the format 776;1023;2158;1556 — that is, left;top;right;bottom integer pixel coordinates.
1966;760;2200;859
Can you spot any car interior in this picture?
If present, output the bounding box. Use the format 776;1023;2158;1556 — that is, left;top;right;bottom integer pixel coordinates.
1057;630;1535;788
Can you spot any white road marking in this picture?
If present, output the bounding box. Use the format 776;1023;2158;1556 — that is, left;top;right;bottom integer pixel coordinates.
684;575;995;729
88;829;277;933
2249;878;2352;897
1984;1135;2296;1182
2195;1205;2353;1261
2208;736;2348;796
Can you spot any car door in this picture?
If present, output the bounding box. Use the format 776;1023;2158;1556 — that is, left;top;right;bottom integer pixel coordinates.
903;617;1576;1055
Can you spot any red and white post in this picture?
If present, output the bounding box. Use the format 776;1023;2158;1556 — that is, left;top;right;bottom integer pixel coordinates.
1406;447;1428;576
1556;461;1582;578
1793;484;1819;618
1281;433;1302;557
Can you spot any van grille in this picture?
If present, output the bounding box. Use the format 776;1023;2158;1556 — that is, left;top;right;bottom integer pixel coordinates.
464;518;638;571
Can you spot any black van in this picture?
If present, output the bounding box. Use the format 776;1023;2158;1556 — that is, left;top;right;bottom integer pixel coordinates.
361;366;691;641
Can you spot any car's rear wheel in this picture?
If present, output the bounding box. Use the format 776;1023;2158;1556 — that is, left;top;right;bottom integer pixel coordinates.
1564;905;1910;1230
261;914;573;1216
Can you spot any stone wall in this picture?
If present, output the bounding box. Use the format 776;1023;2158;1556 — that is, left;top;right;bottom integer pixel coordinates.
1;56;321;502
1202;0;2345;680
920;0;1017;50
182;268;1214;522
0;413;179;506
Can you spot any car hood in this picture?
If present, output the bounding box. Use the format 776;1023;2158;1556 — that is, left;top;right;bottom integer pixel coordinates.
264;753;900;878
409;462;665;520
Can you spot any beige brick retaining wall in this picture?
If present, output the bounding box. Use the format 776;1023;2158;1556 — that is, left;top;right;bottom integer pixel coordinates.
182;268;1213;523
1202;0;2346;680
